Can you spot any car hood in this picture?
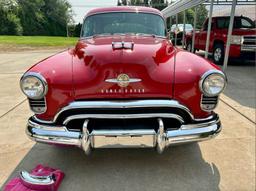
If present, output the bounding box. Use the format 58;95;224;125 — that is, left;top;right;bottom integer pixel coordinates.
72;35;175;99
232;28;256;35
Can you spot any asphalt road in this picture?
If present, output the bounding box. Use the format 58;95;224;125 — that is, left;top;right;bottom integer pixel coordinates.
0;49;255;191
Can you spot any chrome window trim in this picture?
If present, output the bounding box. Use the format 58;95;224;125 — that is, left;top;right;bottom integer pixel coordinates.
63;113;185;125
20;72;48;100
199;69;227;97
80;11;167;39
86;10;163;18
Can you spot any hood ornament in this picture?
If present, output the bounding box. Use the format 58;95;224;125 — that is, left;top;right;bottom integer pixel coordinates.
112;42;134;50
105;74;141;87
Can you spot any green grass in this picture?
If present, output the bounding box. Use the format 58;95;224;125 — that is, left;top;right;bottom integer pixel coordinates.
0;35;78;47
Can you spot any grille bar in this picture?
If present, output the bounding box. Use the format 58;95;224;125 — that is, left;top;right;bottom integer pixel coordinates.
201;95;218;111
29;98;46;114
243;36;256;45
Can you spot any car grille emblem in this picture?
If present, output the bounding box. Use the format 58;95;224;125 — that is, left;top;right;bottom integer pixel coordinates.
105;74;141;87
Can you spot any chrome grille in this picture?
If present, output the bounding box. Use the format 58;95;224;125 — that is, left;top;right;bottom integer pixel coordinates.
243;36;256;45
201;95;218;111
29;98;46;114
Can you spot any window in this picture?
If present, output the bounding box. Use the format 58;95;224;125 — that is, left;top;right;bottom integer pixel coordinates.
237;17;255;28
203;20;214;31
217;18;229;29
216;17;255;29
81;12;166;37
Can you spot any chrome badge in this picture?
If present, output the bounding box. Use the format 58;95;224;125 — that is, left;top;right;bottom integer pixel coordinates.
105;74;141;88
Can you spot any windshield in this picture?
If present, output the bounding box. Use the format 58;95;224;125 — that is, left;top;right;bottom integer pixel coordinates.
185;24;193;30
217;17;255;29
81;12;166;37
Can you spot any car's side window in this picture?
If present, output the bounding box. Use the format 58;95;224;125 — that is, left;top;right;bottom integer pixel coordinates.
241;18;253;28
216;18;230;29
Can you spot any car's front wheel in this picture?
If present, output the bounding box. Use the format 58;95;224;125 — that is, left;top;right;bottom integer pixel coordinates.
213;43;224;65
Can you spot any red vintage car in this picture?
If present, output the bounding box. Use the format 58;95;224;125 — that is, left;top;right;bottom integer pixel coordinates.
20;6;227;155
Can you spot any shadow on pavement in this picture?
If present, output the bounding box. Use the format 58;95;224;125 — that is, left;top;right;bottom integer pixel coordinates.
2;143;220;191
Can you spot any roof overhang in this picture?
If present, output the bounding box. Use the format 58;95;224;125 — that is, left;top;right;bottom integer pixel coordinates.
162;0;256;18
162;0;204;18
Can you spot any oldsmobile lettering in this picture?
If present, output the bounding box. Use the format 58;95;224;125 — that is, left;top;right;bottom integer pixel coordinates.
101;88;145;94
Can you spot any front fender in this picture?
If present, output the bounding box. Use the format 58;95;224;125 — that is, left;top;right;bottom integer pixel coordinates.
26;49;75;120
174;49;221;118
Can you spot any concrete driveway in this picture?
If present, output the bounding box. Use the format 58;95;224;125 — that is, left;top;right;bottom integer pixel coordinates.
0;50;255;191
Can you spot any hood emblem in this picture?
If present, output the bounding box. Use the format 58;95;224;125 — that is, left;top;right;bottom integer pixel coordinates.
105;74;141;87
112;42;134;50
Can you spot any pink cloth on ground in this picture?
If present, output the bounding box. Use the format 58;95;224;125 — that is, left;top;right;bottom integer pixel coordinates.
4;164;65;191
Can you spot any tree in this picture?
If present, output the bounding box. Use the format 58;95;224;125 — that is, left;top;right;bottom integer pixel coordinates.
170;5;208;30
74;23;82;37
41;0;73;36
0;0;73;36
150;0;168;11
0;0;22;35
17;0;46;35
196;4;208;29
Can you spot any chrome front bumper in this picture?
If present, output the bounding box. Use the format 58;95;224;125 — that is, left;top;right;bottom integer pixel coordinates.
26;115;221;154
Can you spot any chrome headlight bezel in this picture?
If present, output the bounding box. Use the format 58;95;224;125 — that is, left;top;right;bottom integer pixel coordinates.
20;72;48;100
199;70;227;97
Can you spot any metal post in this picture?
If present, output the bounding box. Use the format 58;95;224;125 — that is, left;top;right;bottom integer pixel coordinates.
169;16;172;42
205;0;214;58
223;0;237;71
182;10;186;49
192;6;197;53
170;16;172;31
175;14;178;46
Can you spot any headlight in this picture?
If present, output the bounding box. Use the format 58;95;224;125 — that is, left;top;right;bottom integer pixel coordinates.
200;70;227;97
230;35;242;45
20;73;48;99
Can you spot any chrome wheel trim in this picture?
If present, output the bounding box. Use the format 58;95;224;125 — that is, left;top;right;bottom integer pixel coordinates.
214;48;222;62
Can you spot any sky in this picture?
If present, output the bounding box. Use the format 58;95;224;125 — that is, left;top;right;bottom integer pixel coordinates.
68;0;174;23
68;0;117;23
68;1;255;24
